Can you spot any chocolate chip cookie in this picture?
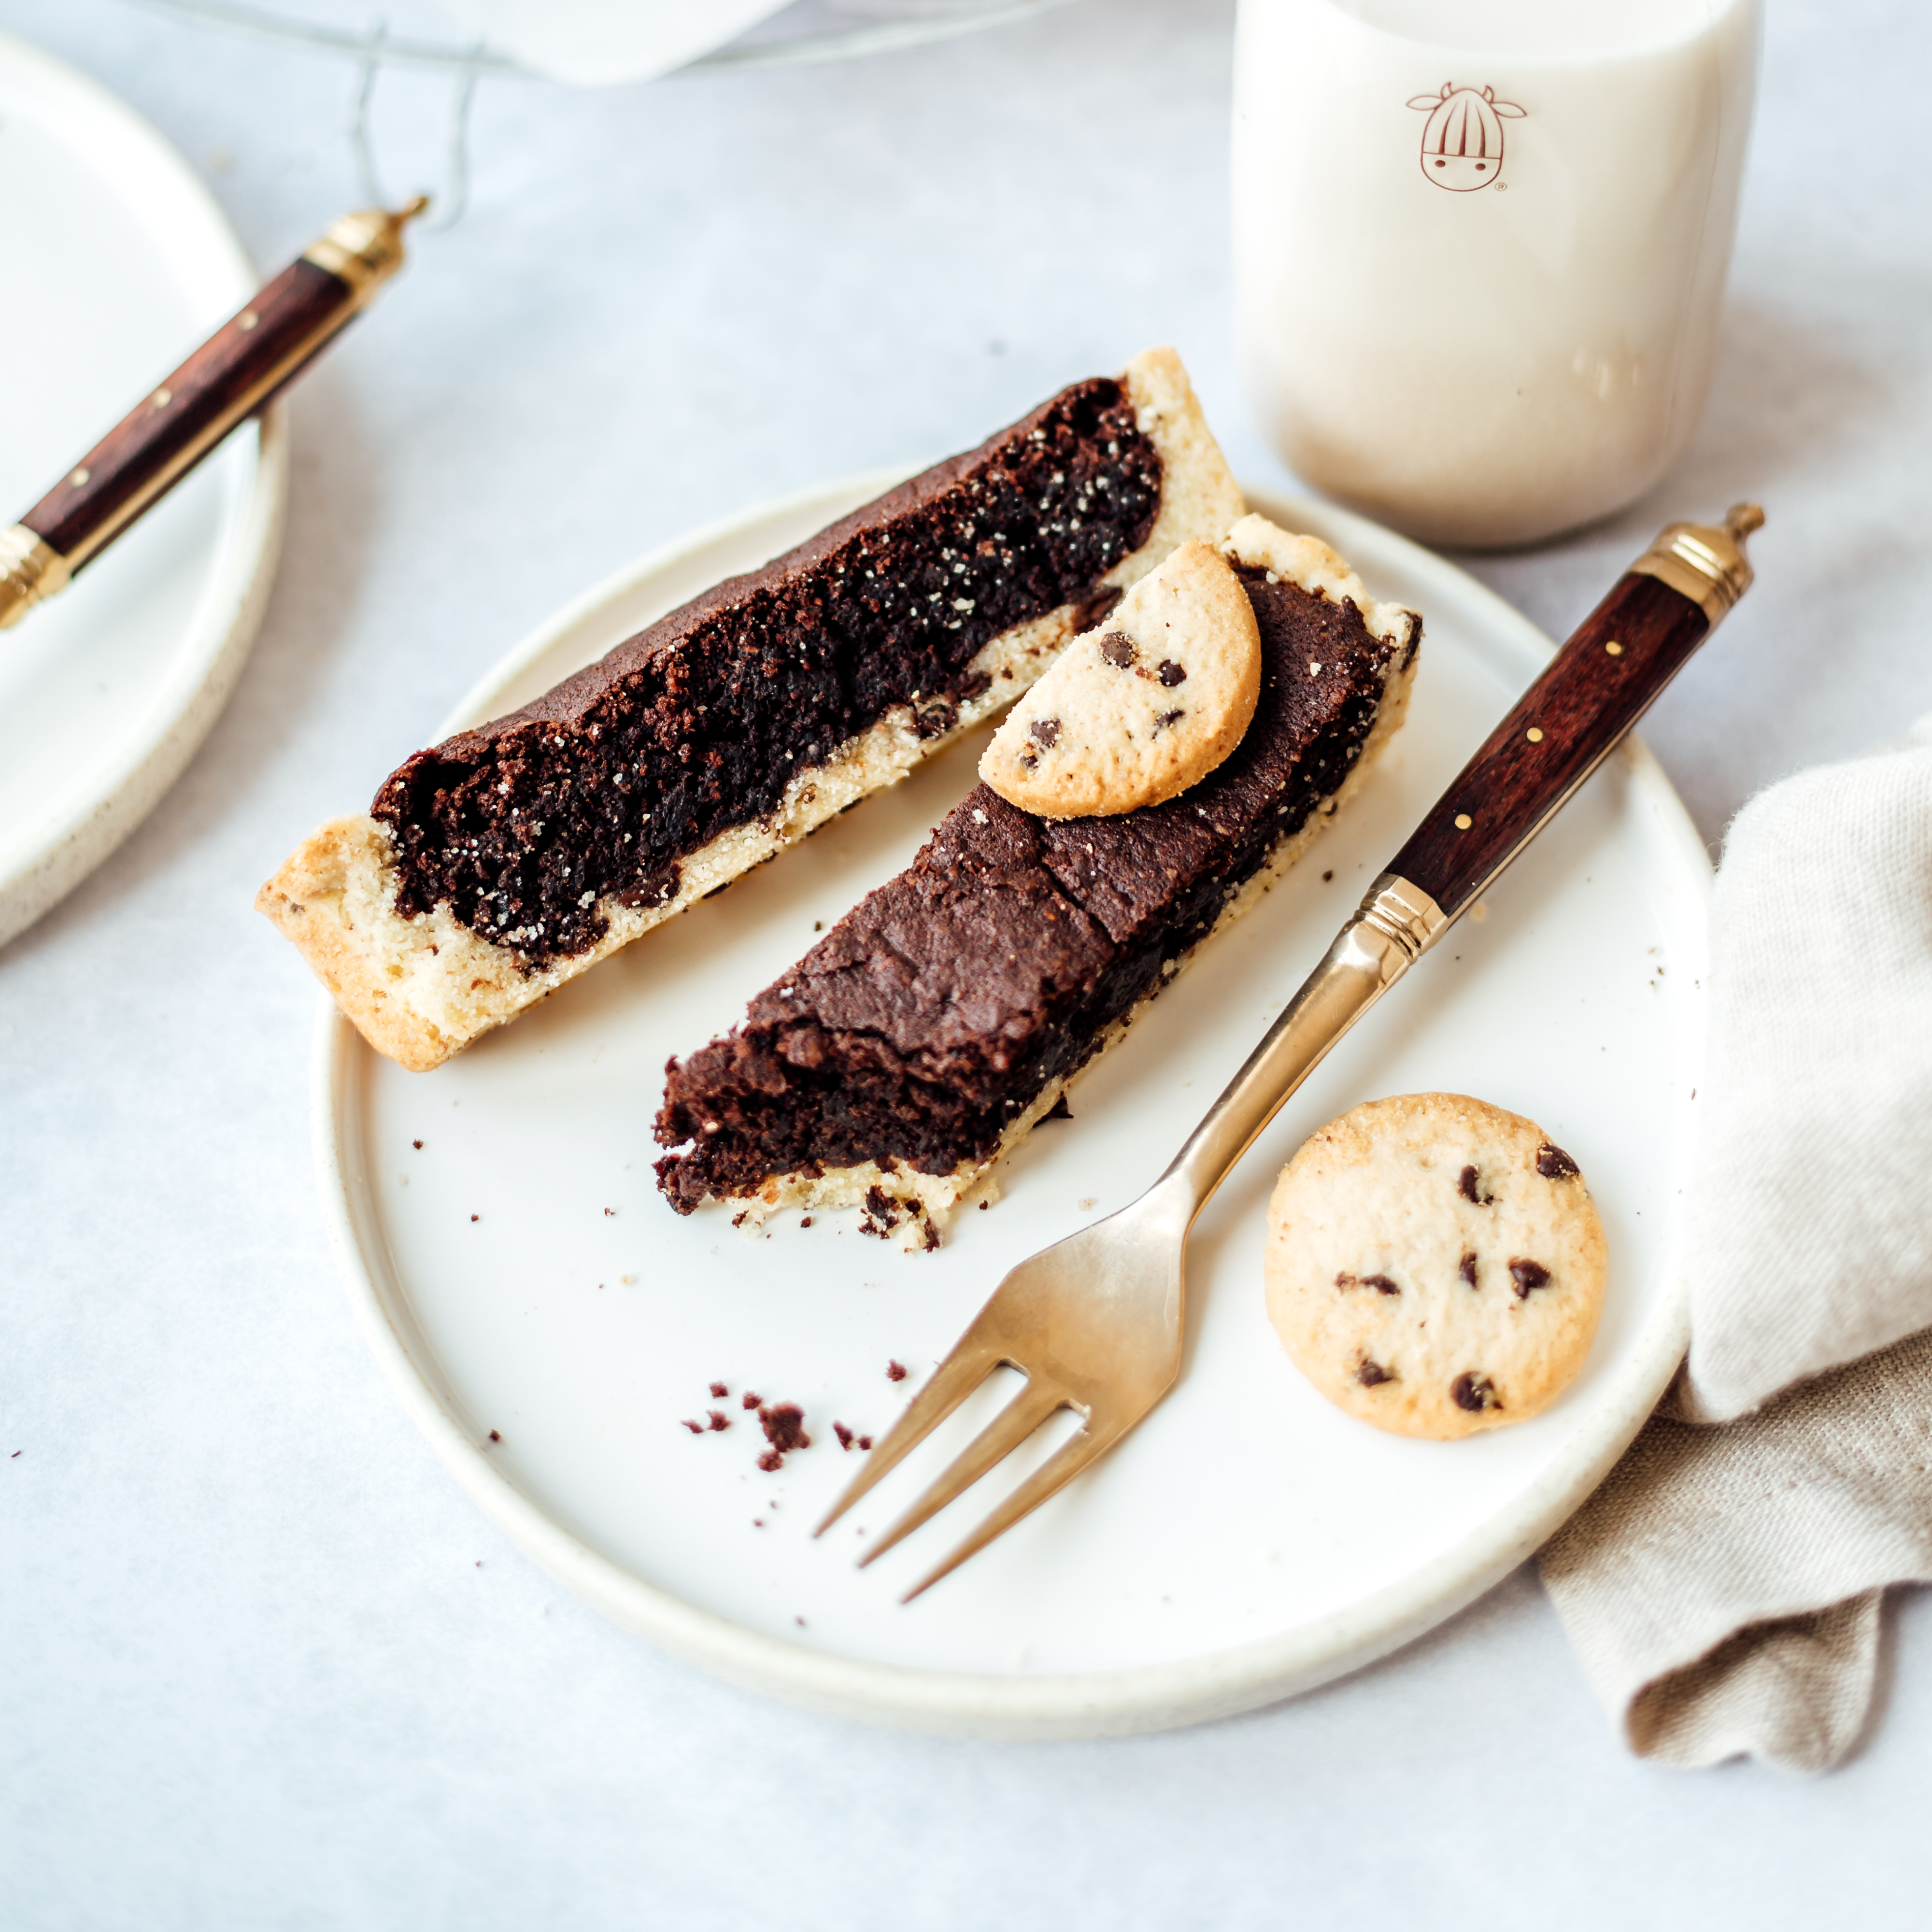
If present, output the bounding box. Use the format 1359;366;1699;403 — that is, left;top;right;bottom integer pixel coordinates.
1264;1093;1606;1439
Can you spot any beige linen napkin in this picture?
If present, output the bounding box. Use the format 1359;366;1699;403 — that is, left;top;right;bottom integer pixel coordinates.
1541;714;1932;1771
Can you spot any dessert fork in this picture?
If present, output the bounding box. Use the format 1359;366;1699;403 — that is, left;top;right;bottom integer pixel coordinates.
817;507;1762;1600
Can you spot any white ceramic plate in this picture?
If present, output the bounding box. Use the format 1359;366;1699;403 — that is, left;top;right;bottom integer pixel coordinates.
0;32;287;948
316;478;1706;1738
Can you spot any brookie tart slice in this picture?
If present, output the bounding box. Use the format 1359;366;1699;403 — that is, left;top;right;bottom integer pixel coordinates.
256;348;1241;1071
653;513;1422;1248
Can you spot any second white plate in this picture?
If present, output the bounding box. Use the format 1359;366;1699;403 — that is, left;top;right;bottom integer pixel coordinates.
316;479;1705;1737
0;33;286;949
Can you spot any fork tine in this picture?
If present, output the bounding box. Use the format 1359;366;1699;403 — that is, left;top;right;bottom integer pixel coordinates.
900;1409;1134;1603
812;1329;1008;1537
855;1379;1067;1569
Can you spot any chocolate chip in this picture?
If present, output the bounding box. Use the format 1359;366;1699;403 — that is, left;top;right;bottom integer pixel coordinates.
1154;709;1186;732
1363;1273;1401;1296
1357;1359;1395;1387
1334;1271;1356;1290
1030;717;1061;747
1157;659;1187;686
1508;1258;1551;1298
1098;631;1136;669
1459;1164;1480;1202
1536;1142;1580;1181
1451;1372;1501;1413
958;671;993;702
1459;1250;1478;1288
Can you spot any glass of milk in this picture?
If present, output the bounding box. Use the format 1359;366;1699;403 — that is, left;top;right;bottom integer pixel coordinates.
1232;0;1761;548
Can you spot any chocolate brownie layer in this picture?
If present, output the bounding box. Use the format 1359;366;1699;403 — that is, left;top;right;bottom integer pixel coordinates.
654;527;1421;1228
256;349;1243;1072
375;378;1161;966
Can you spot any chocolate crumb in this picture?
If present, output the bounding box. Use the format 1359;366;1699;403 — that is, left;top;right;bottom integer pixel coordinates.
1334;1271;1357;1290
681;1419;705;1434
858;1435;873;1450
1157;659;1187;686
1536;1142;1581;1181
710;1381;728;1398
732;1209;749;1229
1508;1258;1552;1298
922;1218;940;1252
1356;1359;1394;1387
1030;717;1061;748
1322;870;1333;881
1154;708;1185;732
707;1410;731;1432
978;1200;989;1211
603;1207;614;1217
800;1215;813;1227
886;1360;908;1381
1459;1250;1479;1288
1043;1093;1073;1121
470;1214;479;1222
488;1430;501;1442
1451;1372;1501;1413
1099;631;1136;669
412;1139;423;1150
1362;1273;1401;1296
757;1402;811;1468
742;1391;762;1409
834;1421;855;1450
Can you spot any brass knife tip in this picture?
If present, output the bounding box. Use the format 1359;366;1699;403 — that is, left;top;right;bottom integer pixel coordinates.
1726;502;1765;541
394;194;432;226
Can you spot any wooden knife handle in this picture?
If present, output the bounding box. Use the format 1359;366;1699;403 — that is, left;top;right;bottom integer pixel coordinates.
1387;504;1764;927
1;199;425;630
21;258;355;571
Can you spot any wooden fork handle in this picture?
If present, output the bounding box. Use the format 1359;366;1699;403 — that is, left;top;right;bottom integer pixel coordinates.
1164;505;1763;1212
0;199;426;630
1389;505;1761;923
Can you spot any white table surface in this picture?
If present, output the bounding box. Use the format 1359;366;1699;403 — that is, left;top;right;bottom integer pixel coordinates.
3;0;1929;1923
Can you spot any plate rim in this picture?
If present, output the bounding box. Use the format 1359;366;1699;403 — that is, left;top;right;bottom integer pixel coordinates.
0;29;289;948
313;475;1705;1738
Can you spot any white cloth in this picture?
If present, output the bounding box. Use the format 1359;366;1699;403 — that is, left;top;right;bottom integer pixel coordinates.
1543;713;1932;1770
433;0;793;85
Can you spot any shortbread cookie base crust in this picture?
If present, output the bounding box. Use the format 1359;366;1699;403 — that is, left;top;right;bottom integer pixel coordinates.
258;348;1242;1073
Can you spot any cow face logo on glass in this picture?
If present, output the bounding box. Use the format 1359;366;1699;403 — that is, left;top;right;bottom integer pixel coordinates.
1408;83;1525;192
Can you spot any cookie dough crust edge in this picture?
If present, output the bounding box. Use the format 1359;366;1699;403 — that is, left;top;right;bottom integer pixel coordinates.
255;348;1244;1073
710;580;1421;1251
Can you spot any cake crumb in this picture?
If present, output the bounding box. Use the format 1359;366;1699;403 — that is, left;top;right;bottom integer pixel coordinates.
833;1421;855;1450
756;1402;811;1471
742;1391;762;1409
887;1360;907;1381
707;1410;731;1432
710;1381;728;1398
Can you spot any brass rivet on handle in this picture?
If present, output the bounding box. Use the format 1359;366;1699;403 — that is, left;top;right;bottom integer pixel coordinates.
238;310;259;332
70;467;90;487
1454;813;1473;830
152;387;172;409
1605;640;1624;657
1526;727;1544;743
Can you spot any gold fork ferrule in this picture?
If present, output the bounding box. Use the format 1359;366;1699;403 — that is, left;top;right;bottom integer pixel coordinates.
301;195;430;308
0;525;71;630
1630;501;1763;626
1356;873;1448;972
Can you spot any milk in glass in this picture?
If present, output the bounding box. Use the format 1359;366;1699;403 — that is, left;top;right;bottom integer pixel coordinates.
1233;0;1760;547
